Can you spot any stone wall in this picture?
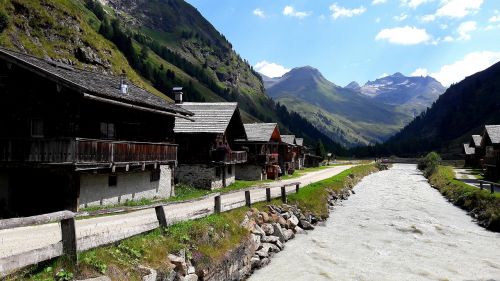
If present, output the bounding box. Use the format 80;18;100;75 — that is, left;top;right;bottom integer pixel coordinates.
79;165;172;208
176;164;236;190
236;164;265;181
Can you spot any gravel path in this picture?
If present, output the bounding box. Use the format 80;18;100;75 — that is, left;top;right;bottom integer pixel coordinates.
249;164;500;281
0;165;354;259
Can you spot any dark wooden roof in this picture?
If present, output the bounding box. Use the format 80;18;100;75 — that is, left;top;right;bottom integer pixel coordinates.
485;125;500;145
174;102;242;134
463;143;475;155
0;48;192;116
281;135;296;146
470;135;482;147
243;123;280;142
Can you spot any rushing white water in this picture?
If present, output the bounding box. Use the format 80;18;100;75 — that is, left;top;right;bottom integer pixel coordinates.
248;164;500;281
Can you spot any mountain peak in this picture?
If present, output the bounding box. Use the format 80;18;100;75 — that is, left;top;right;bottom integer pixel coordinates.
345;81;361;91
391;72;405;78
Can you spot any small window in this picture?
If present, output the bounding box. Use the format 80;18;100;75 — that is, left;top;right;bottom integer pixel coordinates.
100;122;116;139
30;119;44;138
227;165;232;175
150;169;161;182
215;167;221;177
108;175;117;187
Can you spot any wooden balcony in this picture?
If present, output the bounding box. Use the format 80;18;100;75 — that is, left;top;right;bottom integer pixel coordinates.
0;138;177;167
211;149;247;164
483;151;500;167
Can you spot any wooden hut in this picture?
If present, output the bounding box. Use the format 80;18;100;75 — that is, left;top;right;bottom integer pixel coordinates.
0;48;193;217
174;102;247;189
235;123;281;180
481;125;500;180
280;135;297;175
295;138;305;170
462;143;476;167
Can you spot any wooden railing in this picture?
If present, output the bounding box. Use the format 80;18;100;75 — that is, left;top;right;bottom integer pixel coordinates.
211;150;247;164
0;138;177;165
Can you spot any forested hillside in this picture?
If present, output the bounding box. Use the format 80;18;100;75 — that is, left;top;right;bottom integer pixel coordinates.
0;0;344;154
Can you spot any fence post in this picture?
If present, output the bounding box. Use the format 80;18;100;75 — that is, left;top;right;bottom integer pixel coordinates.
60;217;77;264
266;188;271;202
480;182;483;190
491;183;495;194
214;195;221;214
281;186;287;203
245;190;251;207
155;205;168;228
295;183;300;194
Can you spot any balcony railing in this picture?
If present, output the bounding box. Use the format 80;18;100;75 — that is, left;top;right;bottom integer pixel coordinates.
0;138;177;166
211;149;247;164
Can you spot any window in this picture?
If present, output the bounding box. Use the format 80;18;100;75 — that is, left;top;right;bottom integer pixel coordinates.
108;175;117;187
100;122;115;139
30;119;44;137
215;167;221;177
150;169;161;182
227;165;232;175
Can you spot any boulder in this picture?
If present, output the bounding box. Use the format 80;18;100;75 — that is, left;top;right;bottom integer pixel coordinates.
283;229;295;241
281;212;291;220
261;223;274;235
260;258;271;267
261;243;280;254
76;277;111;281
294;226;307;234
288;214;299;227
251;233;261;249
275;240;285;250
251;256;261;269
138;265;157;281
168;254;187;276
251;224;266;237
259;211;270;223
277;216;287;227
255;250;269;258
184;274;198;281
272;223;286;242
260;235;279;243
299;220;315;230
187;266;196;275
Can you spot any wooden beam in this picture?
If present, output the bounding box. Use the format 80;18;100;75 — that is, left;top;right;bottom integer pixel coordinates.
155;205;168;228
245;190;251;207
60;218;77;264
214;195;221;214
266;187;271;202
0;211;75;230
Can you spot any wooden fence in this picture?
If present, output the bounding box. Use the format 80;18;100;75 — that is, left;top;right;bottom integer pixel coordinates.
478;180;500;193
0;182;300;277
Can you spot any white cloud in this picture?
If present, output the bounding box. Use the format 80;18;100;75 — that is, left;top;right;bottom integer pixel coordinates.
457;21;477;40
394;13;409;21
253;8;265;18
489;15;500;23
435;0;483;18
375;26;431;45
431;51;500;86
254;61;291;78
401;0;434;9
378;73;389;78
283;6;311;19
329;3;366;19
411;68;429;76
443;35;454;42
375;17;381;23
420;14;436;22
372;0;387;5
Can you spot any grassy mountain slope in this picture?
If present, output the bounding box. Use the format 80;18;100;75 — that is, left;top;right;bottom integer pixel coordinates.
355;61;500;158
0;0;345;153
267;67;409;147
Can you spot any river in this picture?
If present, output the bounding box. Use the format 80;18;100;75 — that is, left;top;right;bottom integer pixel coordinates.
248;164;500;281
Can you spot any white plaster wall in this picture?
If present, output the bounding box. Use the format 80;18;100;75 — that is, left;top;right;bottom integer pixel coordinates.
225;164;236;187
236;164;265;181
79;166;172;208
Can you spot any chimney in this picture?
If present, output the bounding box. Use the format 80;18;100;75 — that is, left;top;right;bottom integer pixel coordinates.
173;87;183;104
120;72;128;94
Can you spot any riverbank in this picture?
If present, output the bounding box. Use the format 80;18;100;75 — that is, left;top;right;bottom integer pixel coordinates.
10;164;380;281
427;165;500;231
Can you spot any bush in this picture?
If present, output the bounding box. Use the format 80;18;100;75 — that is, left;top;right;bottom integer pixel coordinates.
0;11;8;33
418;152;441;177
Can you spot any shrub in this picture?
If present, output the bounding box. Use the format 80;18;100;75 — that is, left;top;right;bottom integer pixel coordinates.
418;152;441;177
0;11;8;33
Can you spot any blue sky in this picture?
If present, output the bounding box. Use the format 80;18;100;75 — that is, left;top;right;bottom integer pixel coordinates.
186;0;500;87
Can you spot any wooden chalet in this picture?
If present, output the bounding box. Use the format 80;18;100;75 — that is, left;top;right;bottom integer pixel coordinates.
480;125;500;180
235;123;281;180
295;138;305;170
0;48;193;218
280;135;297;175
463;135;483;167
174;102;247;189
462;143;476;167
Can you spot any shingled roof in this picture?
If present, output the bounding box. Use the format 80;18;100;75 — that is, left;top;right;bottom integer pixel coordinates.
296;138;304;146
281;135;296;146
471;135;482;147
174;103;243;134
485;125;500;144
243;123;280;142
0;48;192;116
463;143;475;155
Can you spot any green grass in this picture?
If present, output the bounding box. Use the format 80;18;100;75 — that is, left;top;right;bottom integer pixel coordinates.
428;166;500;231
